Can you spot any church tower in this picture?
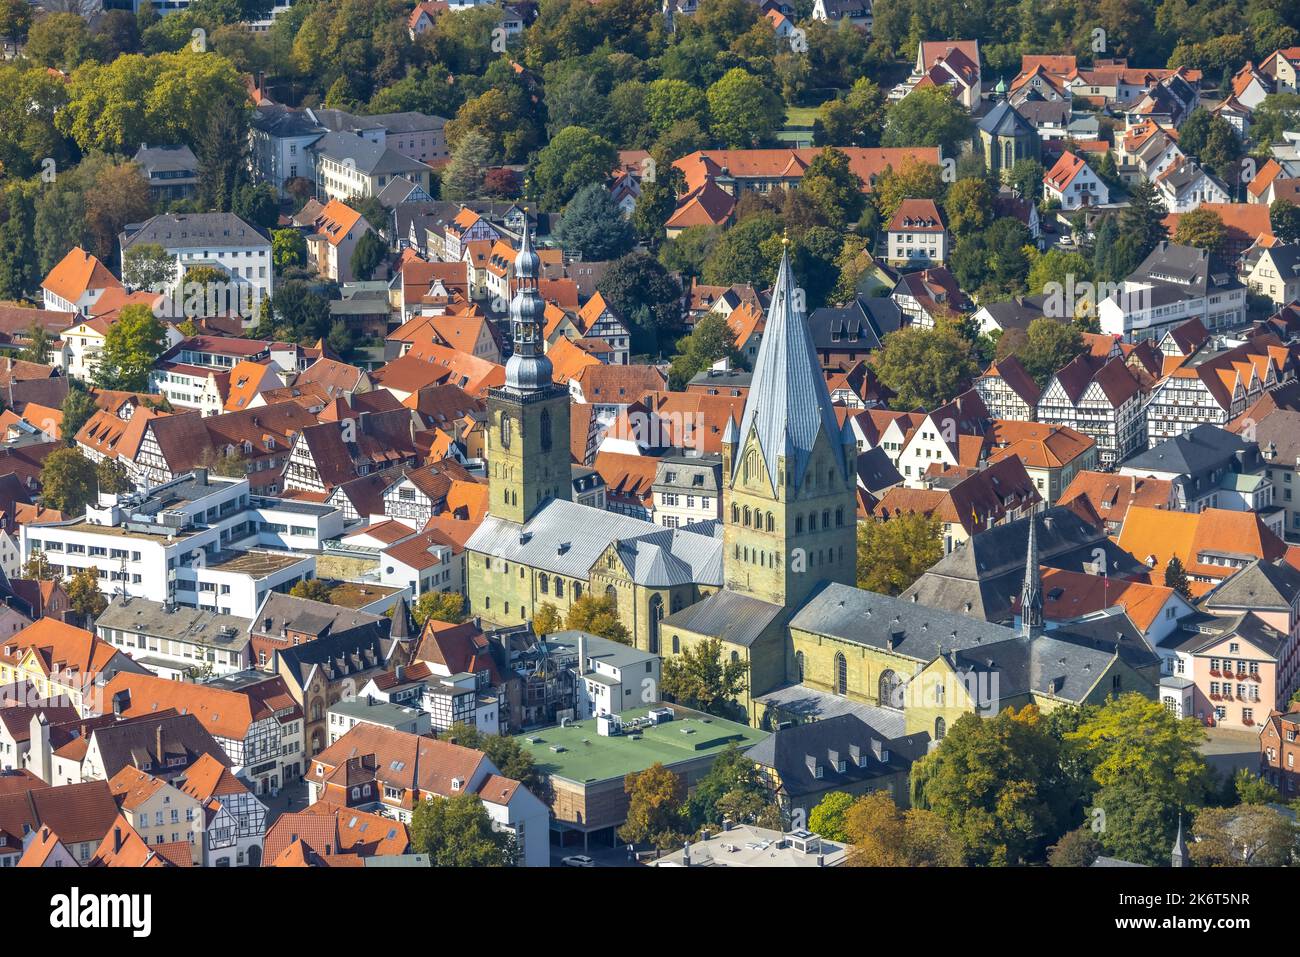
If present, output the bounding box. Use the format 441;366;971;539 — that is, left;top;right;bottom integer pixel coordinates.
486;220;571;525
1021;513;1044;637
721;245;857;610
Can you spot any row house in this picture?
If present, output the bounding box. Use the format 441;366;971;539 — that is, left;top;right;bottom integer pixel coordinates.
1153;158;1230;213
380;459;479;529
1144;335;1292;447
308;723;548;866
1036;355;1145;466
894;390;990;486
102;671;306;795
1120;425;1273;519
1116;121;1184;184
973;355;1040;422
1058;470;1176;534
891;267;968;330
281;410;420;496
177;752;268;867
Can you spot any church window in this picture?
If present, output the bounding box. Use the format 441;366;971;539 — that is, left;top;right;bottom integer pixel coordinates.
766;512;774;531
809;512;817;531
796;516;804;533
935;717;946;741
796;651;805;682
835;653;847;695
732;504;739;523
836;508;844;527
540;410;552;451
822;509;830;528
573;583;582;599
555;579;564;598
539;574;549;594
500;413;511;449
605;584;617;613
743;506;751;526
829;469;835;486
672;635;680;654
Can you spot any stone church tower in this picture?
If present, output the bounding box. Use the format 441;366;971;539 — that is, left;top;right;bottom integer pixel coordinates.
720;245;858;610
485;220;571;525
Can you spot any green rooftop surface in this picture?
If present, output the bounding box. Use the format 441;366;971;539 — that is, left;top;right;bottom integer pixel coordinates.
513;706;768;786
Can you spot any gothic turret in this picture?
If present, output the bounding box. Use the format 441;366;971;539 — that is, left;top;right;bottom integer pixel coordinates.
503;218;552;393
1021;514;1043;638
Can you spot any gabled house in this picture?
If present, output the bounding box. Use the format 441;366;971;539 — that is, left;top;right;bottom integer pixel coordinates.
1043;151;1109;209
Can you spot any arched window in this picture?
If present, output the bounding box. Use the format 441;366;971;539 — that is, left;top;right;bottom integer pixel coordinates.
743;506;751;527
809;512;817;531
834;652;847;695
540;409;552;451
731;503;740;523
573;583;582;600
879;670;903;710
935;717;947;741
828;469;835;486
766;512;774;532
539;573;549;595
672;634;680;654
730;651;740;664
649;593;663;646
604;584;617;613
822;509;830;529
500;412;511;450
796;651;805;682
835;507;844;527
649;631;659;654
554;578;564;599
796;516;804;533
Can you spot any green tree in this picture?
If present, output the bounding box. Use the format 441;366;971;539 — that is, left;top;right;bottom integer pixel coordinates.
667;312;745;390
413;591;467;626
881;86;973;156
1272;199;1300;246
1189;805;1299;867
844;790;965;866
350;229;385;281
644;77;710;136
944;177;995;238
807;790;856;842
531;602;562;636
619;762;688;851
195;93;250;213
799;147;865;229
66;565;107;626
440;129;492;201
92;304;167;392
0;0;34;43
564;593;630;644
0;190;37;301
23;550;57;581
39;447;98;516
872;157;946;225
95;458;132;494
290;579;334;603
705;67;784;148
1047;825;1102;867
855;512;943;595
1007;159;1045;204
872;321;978;410
60;387;97;445
437;721;552;806
271;229;307;273
554;182;635;261
660;636;749;717
596;250;682;353
1173;207;1228;256
684;741;781;831
1164;556;1192;599
1233;769;1278;806
1015;317;1086;387
911;706;1072;865
122;242;174;291
1067;693;1211;866
410;791;517;866
20;322;52;365
1120;180;1169;262
531;125;619;211
814;77;886;148
24;12;96;72
232;182;279;231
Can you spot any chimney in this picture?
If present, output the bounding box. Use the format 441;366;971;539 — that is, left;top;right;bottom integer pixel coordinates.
156;723;165;765
577;632;587;677
113;826;123;854
682;841;691;866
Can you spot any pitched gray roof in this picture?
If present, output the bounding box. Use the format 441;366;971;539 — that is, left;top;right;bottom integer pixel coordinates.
790;581;1014;661
120;212;268;252
1203;559;1300;612
465;498;722;585
309;131;432;178
732;248;847;490
744;714;911;797
978;101;1035;137
660;589;786;648
900;507;1146;623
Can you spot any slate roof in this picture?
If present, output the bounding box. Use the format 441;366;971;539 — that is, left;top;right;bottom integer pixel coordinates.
732;248;846;491
978;101;1035;137
744;714;911;797
806;296;902;354
659;589;786;648
1123;424;1257;478
790;581;1014;661
1203;559;1300;612
900;506;1146;623
120;213;268;253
